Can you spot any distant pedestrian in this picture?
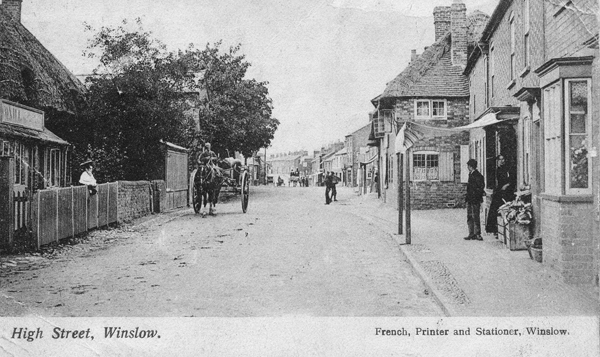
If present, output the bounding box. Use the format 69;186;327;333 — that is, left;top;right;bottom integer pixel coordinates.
331;173;339;201
79;160;97;196
324;171;333;204
464;159;485;241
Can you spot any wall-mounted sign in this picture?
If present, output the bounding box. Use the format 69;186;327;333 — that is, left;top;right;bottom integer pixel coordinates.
0;100;44;131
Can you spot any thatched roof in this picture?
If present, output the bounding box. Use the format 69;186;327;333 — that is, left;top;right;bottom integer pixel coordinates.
0;7;86;113
381;11;489;100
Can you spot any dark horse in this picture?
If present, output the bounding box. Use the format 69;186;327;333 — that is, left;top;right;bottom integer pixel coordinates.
194;160;225;217
194;158;242;216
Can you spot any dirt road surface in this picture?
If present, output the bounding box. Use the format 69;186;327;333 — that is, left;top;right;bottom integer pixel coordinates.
1;186;442;316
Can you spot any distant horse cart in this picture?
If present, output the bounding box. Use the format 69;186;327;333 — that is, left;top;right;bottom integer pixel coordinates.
190;156;250;216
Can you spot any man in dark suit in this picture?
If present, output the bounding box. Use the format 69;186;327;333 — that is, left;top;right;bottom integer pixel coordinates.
465;159;485;241
324;171;333;204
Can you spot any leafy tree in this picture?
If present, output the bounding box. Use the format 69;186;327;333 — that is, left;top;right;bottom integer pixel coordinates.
74;20;196;182
181;43;279;161
74;21;278;182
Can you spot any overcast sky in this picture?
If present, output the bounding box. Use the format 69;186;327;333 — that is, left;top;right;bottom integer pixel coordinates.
20;0;497;154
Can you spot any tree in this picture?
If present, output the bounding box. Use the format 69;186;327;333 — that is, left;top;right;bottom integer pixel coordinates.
75;20;196;182
181;43;279;160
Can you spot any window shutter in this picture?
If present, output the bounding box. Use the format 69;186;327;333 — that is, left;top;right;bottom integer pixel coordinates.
460;145;469;183
439;151;454;182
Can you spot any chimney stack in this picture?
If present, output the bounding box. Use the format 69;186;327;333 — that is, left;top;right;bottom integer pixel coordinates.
1;0;23;22
433;5;451;41
451;0;468;67
410;49;417;62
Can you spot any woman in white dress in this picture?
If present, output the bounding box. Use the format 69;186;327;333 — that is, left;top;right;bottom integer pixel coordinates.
79;160;97;195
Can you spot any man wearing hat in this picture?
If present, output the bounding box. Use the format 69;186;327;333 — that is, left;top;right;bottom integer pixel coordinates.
79;160;97;195
198;142;218;165
464;159;485;241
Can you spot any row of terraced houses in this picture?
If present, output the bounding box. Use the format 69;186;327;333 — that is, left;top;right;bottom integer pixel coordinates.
365;0;599;286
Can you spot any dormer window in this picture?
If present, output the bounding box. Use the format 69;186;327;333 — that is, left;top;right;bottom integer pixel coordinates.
414;99;447;120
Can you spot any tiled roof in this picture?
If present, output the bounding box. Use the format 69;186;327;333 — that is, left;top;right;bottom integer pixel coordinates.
381;33;468;98
381;11;489;100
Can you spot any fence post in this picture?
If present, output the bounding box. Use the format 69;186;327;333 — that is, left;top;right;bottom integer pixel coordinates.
106;183;109;227
0;156;14;248
55;189;59;243
71;186;75;238
36;191;40;249
96;186;99;228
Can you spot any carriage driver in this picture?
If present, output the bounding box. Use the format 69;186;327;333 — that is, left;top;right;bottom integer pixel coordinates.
198;142;218;165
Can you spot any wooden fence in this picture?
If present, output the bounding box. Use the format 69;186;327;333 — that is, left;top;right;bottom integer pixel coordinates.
13;186;29;232
31;183;118;248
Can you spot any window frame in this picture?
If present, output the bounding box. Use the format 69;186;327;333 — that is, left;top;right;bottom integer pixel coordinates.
523;0;530;70
543;82;562;195
490;44;495;99
564;78;592;195
412;151;440;181
510;15;516;80
414;99;447;120
414;100;431;119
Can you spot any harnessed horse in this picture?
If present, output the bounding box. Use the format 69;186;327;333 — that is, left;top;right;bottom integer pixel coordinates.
194;157;243;217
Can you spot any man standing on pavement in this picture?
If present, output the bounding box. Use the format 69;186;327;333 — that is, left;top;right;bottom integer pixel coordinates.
324;171;333;204
331;172;339;201
465;159;485;241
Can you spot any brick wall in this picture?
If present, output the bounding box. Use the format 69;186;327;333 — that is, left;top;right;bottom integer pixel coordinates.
117;181;152;222
541;199;596;284
487;3;521;108
385;97;470;210
410;133;469;210
394;97;470;127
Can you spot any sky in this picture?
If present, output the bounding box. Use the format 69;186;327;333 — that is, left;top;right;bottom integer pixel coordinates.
19;0;498;154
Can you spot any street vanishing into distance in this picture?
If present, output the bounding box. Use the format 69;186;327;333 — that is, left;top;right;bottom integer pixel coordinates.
1;186;443;317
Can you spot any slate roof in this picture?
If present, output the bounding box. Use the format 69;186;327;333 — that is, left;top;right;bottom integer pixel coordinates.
381;11;489;100
0;7;86;113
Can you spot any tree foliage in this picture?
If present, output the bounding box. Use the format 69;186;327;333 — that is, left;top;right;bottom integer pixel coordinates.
181;42;279;160
74;20;278;182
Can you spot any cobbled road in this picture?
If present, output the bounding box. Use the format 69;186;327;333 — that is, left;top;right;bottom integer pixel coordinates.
1;186;442;316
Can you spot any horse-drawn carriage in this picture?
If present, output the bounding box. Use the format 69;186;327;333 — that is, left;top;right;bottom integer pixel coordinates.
190;155;250;216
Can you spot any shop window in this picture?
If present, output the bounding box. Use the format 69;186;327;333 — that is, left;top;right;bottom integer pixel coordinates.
565;79;591;193
542;78;592;195
412;152;439;181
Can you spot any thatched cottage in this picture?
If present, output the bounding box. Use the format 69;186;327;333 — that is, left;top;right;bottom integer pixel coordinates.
1;0;86;190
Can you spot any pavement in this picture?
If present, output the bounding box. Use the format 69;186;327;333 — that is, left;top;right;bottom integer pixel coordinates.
342;187;600;317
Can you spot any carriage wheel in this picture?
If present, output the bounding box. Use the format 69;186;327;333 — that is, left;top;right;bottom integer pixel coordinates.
240;171;250;213
191;170;202;214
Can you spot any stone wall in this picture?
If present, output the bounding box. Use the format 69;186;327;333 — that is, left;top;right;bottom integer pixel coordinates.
117;181;153;222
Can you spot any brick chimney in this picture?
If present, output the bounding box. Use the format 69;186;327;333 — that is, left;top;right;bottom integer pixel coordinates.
1;0;23;22
451;0;468;67
433;5;451;41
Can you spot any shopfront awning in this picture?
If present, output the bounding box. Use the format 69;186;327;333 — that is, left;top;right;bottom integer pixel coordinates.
395;111;518;154
360;154;378;166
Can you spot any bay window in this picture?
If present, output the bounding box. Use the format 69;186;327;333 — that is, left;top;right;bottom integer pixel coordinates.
542;78;592;195
565;79;591;193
